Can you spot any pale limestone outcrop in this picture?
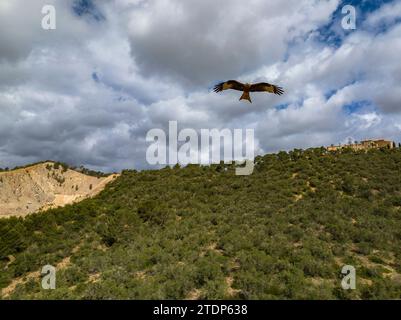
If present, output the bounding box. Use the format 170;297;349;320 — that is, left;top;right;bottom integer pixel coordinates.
0;162;118;218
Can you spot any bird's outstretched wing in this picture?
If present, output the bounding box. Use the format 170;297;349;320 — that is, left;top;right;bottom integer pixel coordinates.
249;82;284;95
213;80;245;93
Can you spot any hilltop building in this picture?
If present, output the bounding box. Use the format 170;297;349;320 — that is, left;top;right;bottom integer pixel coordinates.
327;139;396;152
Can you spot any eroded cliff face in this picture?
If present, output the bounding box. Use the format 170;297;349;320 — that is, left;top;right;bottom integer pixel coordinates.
0;162;118;218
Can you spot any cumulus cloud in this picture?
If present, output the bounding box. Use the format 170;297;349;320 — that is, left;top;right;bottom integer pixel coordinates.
123;0;339;87
364;0;401;29
0;0;400;171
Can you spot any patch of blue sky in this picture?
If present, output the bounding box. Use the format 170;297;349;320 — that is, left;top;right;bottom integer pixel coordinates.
72;0;105;21
342;100;372;114
274;103;291;111
316;0;396;48
366;16;401;35
91;72;100;83
324;89;338;101
325;79;361;102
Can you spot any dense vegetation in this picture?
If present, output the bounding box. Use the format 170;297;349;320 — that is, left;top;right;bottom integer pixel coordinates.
0;161;110;178
1;148;401;299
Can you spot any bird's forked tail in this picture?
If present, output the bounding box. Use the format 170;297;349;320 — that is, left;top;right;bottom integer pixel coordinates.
239;91;252;103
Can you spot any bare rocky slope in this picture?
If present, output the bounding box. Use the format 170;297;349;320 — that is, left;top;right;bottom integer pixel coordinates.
0;162;118;218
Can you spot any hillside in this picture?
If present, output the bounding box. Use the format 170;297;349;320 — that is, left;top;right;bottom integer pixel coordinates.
1;148;401;299
0;162;118;218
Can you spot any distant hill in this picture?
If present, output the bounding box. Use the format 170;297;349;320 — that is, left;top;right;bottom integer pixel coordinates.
0;162;118;218
1;148;401;299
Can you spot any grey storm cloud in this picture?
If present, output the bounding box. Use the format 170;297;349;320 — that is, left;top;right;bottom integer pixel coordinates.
125;0;339;87
0;0;401;172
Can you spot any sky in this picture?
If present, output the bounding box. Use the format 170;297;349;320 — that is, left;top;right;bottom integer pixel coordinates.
0;0;401;172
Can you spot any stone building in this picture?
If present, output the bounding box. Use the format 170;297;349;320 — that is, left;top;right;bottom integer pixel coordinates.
327;139;395;152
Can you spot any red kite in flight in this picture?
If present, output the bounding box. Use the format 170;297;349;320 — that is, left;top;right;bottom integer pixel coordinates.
214;80;284;103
